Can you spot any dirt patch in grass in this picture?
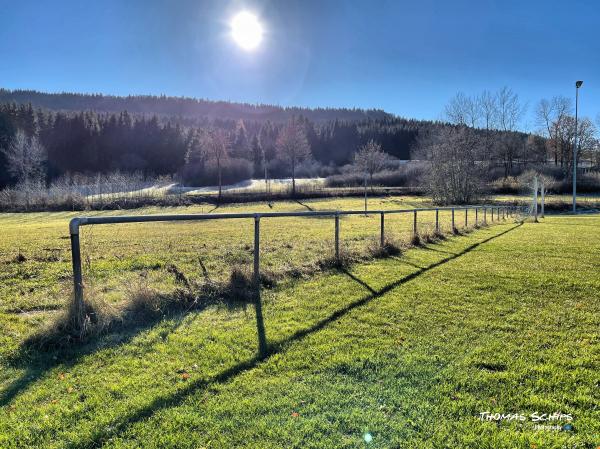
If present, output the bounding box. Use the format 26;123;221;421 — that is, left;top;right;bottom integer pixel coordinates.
474;362;508;372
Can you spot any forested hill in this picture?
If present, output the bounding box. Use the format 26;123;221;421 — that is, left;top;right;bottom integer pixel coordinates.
1;88;530;192
0;89;392;124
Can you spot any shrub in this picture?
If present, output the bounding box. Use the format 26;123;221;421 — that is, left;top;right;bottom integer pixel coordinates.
0;171;174;211
325;163;424;188
417;127;485;204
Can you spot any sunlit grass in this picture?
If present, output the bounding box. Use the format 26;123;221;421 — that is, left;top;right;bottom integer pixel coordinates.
0;198;597;448
0;196;441;316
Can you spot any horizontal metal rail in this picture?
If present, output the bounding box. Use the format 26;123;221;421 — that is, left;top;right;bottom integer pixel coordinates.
69;206;500;234
68;205;519;323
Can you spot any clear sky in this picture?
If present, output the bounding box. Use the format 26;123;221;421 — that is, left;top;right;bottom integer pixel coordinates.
1;0;598;128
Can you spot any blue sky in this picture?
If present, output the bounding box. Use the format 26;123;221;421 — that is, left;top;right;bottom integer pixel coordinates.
1;0;598;128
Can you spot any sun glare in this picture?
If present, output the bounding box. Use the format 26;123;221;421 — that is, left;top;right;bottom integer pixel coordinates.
230;11;263;50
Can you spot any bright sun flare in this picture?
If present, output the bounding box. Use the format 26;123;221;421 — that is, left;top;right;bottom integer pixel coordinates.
231;11;263;50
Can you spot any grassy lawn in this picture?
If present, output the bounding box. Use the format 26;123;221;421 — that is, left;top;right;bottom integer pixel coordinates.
492;193;600;208
0;196;446;318
0;199;598;448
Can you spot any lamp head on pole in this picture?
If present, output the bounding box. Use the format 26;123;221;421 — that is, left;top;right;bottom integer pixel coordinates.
576;80;583;88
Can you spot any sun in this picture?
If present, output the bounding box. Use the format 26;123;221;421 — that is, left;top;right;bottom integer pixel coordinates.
230;11;263;50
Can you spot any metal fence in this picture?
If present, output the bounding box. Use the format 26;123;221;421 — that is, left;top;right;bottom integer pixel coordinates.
69;205;518;314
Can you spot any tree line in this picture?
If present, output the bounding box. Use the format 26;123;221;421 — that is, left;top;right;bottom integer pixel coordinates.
0;89;391;124
3;87;598;208
0;101;443;191
418;87;600;203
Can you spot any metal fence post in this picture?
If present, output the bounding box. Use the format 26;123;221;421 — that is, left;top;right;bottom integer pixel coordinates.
380;212;385;248
413;209;418;236
70;230;84;322
475;208;478;226
335;212;340;261
451;208;455;233
254;215;260;287
484;207;487;224
465;208;468;228
435;209;439;233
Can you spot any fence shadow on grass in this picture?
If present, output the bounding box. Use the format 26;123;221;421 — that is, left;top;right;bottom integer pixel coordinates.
59;222;522;449
0;315;171;408
0;274;257;409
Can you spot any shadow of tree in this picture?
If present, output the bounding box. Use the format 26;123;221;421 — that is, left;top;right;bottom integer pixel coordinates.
59;223;521;448
294;199;315;212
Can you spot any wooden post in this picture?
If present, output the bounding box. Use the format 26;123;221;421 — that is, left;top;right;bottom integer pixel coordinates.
435;209;439;233
465;209;468;228
451;208;455;233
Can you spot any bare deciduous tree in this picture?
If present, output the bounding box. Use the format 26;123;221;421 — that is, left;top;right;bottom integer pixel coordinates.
443;88;528;177
353;140;390;186
535;96;572;166
184;128;232;200
2;130;46;182
1;130;46;209
495;87;525;177
568;117;596;173
478;90;498;158
207;128;230;201
496;87;524;132
536;96;596;175
416;127;484;204
444;92;479;128
276;119;311;196
353;139;390;212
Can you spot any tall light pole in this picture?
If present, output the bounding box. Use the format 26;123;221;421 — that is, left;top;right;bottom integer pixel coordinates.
573;80;583;213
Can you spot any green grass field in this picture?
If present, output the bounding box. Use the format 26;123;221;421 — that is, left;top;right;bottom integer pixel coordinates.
0;197;598;448
0;196;445;316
